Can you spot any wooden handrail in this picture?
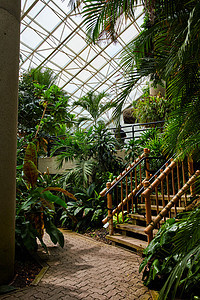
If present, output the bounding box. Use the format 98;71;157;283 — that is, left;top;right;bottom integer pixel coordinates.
101;148;151;236
100;151;146;197
102;182;143;225
141;160;176;198
144;169;200;236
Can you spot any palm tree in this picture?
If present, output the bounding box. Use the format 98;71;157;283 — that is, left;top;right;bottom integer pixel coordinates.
73;90;114;126
72;0;200;158
27;67;58;88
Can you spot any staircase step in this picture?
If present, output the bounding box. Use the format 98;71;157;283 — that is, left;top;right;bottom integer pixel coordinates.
150;194;175;200
116;223;158;236
128;213;171;225
116;223;146;234
128;213;146;222
106;234;147;254
137;204;185;213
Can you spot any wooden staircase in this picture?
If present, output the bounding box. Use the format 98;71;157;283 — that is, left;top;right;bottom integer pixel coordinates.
100;149;199;255
106;196;185;255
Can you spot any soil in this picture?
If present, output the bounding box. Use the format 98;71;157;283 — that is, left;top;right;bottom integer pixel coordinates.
10;257;42;289
83;227;112;245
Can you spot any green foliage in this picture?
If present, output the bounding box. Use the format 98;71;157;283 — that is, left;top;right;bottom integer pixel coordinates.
60;183;106;232
18;68;74;137
92;125;123;173
72;0;200;157
23;142;38;187
140;205;200;300
53;125;123;187
16;142;75;253
61;159;97;188
73;90;114;126
113;212;129;226
16;187;65;253
133;92;172;124
70;0;138;42
125;128;164;161
52;128;94;166
35;84;75;136
51;125;124;232
24;142;37;166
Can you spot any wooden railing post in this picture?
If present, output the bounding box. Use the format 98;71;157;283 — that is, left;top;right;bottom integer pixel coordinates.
144;148;150;179
143;180;153;243
106;182;114;235
188;156;195;196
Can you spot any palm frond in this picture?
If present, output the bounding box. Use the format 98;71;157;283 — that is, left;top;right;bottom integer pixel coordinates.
159;245;200;300
62;159;96;186
82;0;140;42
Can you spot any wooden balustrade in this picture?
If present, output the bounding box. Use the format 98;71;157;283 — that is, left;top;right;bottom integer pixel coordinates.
141;155;199;243
106;182;114;235
144;170;200;240
102;182;144;225
101;148;198;243
100;149;150;234
100;151;146;197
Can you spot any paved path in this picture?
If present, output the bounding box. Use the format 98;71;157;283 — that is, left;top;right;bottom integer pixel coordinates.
1;230;152;300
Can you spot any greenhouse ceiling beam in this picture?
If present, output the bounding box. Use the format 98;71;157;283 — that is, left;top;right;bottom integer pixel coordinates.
21;7;87;72
60;17;141;90
21;0;39;20
23;3;142;88
66;15;143;117
20;15;79;67
35;24;86;70
20;24;97;83
21;0;52;35
67;29;139;100
20;41;92;91
20;3;143;95
20;39;103;97
24;8;116;83
61;11;143;91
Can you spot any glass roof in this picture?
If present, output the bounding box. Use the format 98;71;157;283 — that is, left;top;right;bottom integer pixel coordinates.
20;0;145;127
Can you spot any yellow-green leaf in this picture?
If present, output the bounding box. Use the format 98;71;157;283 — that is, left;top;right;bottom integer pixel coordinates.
43;187;77;200
24;142;37;167
23;160;38;187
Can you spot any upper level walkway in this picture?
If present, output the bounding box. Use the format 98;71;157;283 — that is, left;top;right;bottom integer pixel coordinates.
0;230;151;300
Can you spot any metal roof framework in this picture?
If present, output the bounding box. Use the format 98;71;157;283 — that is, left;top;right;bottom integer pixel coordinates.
20;0;145;127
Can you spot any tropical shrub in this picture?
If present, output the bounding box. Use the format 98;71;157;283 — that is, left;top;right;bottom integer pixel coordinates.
125;128;164;160
53;124;123;188
73;90;114;126
18;68;75;138
60;183;107;232
51;125;124;231
133;92;171;124
140;204;200;300
16;142;76;254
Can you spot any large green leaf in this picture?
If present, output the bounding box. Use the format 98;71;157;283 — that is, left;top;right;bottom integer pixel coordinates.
84;207;93;216
152;259;161;280
139;255;151;273
45;219;64;248
43;187;77;200
74;206;84;216
41;190;68;208
23;160;38;187
24;142;37;166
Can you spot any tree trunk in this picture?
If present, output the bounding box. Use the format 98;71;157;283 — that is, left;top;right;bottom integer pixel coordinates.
0;0;20;284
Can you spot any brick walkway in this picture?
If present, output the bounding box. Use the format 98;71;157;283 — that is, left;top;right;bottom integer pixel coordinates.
0;230;152;300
